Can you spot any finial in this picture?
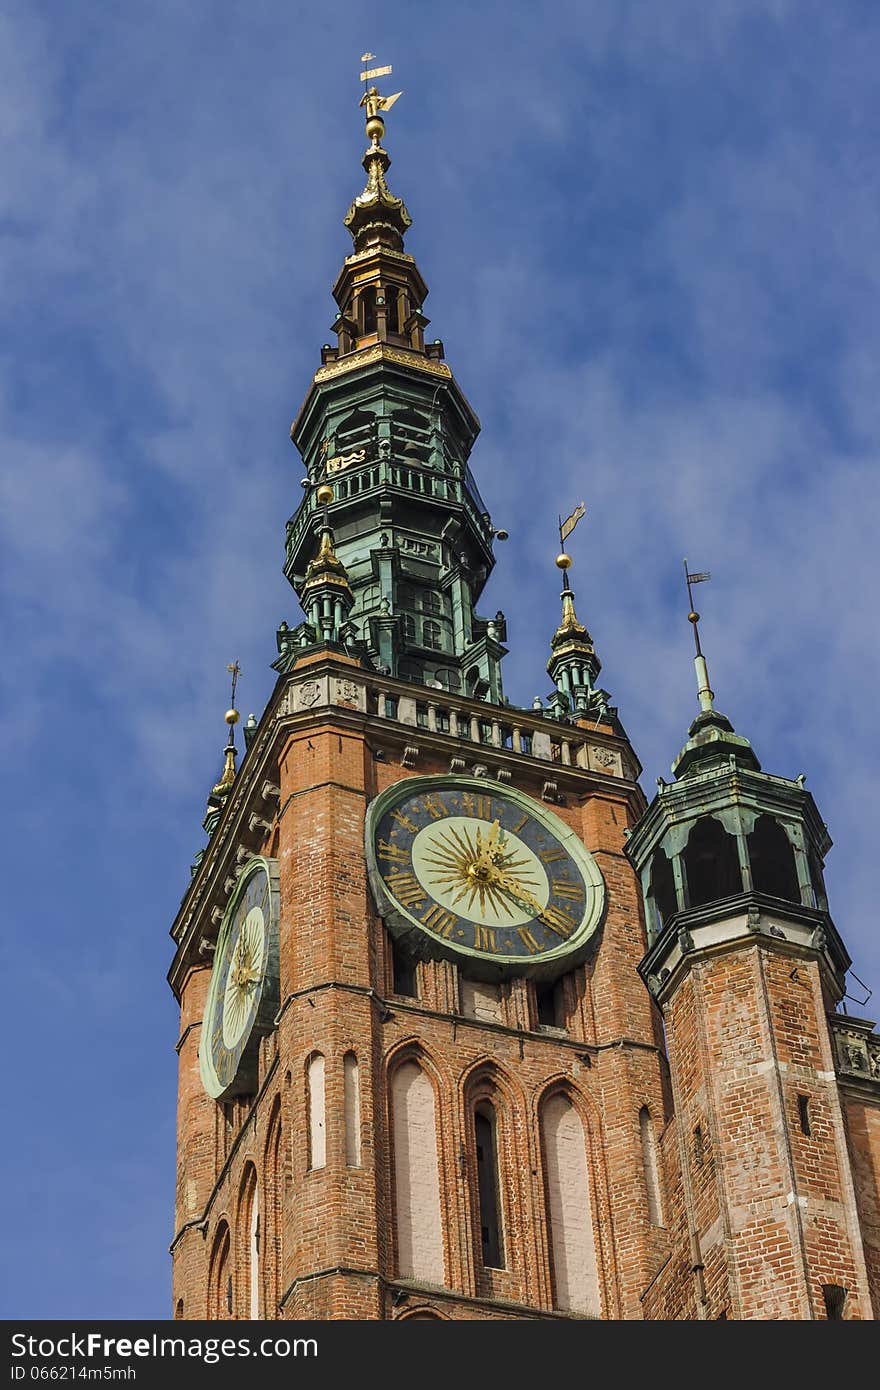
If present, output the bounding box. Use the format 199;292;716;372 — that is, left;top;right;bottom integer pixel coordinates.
554;502;587;632
345;56;411;250
359;53;402;146
213;661;242;795
683;560;715;713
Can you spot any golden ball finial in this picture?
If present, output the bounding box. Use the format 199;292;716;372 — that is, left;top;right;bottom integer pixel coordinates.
225;708;240;725
316;483;334;505
688;610;700;625
556;552;572;571
365;115;385;143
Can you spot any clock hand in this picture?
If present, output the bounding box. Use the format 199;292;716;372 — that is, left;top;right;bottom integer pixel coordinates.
494;873;545;917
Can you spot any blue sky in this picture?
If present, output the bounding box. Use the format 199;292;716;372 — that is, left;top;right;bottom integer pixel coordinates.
1;0;878;1318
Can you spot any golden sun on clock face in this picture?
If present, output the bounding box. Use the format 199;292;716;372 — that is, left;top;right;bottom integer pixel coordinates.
365;777;606;980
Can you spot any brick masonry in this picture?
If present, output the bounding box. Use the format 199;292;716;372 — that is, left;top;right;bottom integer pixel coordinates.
170;663;878;1320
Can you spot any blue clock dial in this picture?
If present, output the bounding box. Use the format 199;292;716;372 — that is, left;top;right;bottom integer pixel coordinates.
366;777;605;981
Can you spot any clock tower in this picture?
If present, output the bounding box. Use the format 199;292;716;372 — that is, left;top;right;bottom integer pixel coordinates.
168;68;880;1321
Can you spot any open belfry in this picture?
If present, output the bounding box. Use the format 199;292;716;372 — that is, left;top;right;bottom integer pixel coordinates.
168;61;880;1321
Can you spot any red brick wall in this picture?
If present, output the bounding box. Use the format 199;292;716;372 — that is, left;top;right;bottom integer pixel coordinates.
171;704;673;1319
645;944;872;1320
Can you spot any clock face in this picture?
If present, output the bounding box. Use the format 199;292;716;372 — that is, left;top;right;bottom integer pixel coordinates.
365;777;605;980
199;858;280;1100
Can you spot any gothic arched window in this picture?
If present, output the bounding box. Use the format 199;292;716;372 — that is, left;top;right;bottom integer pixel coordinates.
473;1102;505;1270
391;1061;445;1284
747;815;800;902
307;1053;326;1170
344;1051;362;1166
639;1106;664;1227
264;1099;283;1315
683;816;742;908
208;1222;232;1320
240;1168;260;1319
540;1094;599;1314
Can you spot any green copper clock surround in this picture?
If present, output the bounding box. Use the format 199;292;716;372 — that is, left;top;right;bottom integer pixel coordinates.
199;857;280;1100
365;775;606;982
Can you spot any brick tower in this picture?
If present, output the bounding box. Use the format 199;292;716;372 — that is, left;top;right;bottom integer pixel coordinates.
625;578;880;1319
168;69;880;1321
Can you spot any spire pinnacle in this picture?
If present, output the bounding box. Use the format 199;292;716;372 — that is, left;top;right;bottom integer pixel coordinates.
211;662;241;797
302;485;352;597
547;502;602;714
345;54;411;251
683;560;715;714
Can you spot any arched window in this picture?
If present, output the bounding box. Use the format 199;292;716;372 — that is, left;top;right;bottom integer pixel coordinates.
648;847;678;933
264;1100;283;1315
208;1222;232;1320
423;620;442;650
473;1102;505;1270
809;850;828;910
541;1095;599;1314
337;407;372;448
391;1062;444;1283
360;583;381;611
344;1052;361;1166
245;1177;260;1318
360;286;377;336
683;816;742;908
307;1053;326;1170
174;1299;184;1320
402;614;416;642
639;1107;664;1227
747;815;799;901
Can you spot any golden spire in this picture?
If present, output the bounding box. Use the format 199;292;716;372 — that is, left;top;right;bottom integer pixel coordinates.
344;54;411;250
552;503;591;644
211;662;241;796
302;484;353;597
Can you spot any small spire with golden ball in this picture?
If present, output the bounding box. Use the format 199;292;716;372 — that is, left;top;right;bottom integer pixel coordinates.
552;503;589;638
212;662;242;796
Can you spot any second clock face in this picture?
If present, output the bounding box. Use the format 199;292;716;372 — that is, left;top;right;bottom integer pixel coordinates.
366;777;606;979
199;857;280;1101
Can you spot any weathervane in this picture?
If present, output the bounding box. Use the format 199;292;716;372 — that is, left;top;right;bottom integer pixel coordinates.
682;560;715;713
359;52;402;141
556;501;586;586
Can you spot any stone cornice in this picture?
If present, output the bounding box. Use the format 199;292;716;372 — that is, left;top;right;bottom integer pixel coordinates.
638;893;850;1006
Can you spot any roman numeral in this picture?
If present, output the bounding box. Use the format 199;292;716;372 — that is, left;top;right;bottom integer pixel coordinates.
474;926;497;952
391;809;419;834
420;794;446;820
539;904;575;938
517;927;541;955
378;838;409;863
385;872;426;907
539;846;566;863
421;904;457;937
552;878;584;901
462;793;492;819
511;813;529;833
